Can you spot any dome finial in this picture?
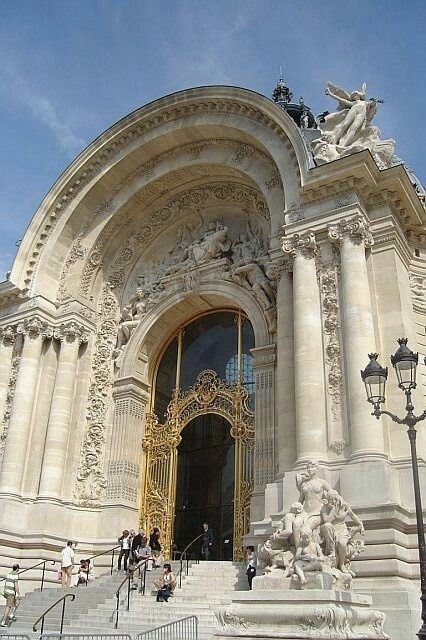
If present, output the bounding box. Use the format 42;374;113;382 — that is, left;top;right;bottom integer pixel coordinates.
272;68;293;106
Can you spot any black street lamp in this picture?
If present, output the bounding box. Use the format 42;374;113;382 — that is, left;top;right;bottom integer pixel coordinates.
361;339;426;639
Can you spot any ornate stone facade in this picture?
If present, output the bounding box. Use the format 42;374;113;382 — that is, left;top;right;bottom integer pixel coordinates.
0;84;424;639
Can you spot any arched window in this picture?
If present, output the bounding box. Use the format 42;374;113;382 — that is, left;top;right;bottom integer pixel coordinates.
154;310;255;417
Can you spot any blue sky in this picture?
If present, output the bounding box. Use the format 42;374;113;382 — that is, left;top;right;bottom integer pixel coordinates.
0;0;425;278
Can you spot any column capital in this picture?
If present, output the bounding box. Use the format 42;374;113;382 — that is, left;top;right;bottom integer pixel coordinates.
53;321;89;345
282;230;317;259
328;215;374;248
265;256;292;282
0;325;16;347
17;317;53;341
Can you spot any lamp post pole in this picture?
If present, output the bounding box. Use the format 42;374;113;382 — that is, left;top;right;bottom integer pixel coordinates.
361;340;426;639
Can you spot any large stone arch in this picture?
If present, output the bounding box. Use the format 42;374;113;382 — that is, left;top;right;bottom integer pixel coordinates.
120;279;271;381
9;86;311;299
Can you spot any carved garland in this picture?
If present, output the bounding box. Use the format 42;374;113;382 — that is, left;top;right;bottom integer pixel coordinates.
23;99;298;295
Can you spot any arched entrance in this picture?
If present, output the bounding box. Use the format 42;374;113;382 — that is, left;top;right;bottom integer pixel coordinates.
140;310;255;560
174;413;235;560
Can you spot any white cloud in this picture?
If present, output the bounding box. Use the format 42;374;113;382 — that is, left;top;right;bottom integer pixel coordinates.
0;62;86;155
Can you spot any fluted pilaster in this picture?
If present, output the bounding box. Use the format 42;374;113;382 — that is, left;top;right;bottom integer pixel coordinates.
106;380;148;505
252;345;276;487
283;231;327;461
328;215;385;459
0;318;52;495
38;322;89;499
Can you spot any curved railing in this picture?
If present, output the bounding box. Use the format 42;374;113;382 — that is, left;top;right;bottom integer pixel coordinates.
177;534;202;588
33;592;76;634
114;558;150;629
0;559;57;591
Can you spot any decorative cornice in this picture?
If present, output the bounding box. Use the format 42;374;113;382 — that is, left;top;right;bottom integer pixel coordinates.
328;215;373;247
53;321;90;345
282;230;317;259
16;317;53;340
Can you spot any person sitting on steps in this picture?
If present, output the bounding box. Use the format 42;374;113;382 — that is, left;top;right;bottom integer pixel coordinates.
155;564;176;602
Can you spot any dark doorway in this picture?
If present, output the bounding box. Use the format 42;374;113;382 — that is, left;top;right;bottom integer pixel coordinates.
174;413;235;560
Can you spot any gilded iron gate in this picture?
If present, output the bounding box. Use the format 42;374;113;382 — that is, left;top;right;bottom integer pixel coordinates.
140;369;255;560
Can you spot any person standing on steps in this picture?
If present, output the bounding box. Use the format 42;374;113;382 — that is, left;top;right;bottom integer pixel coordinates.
1;564;20;626
61;541;75;588
149;528;162;568
246;546;256;590
117;530;131;571
201;522;213;560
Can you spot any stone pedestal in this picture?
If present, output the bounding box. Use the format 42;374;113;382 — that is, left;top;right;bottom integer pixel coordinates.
215;589;388;639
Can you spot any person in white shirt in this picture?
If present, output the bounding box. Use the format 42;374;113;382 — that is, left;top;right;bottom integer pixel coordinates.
60;541;75;588
118;530;131;571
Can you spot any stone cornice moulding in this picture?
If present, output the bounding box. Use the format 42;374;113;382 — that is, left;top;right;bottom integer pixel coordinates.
11;87;309;295
112;376;150;402
301;151;425;232
250;344;276;369
369;215;413;269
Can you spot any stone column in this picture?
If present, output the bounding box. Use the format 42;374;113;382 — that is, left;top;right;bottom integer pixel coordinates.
38;322;89;499
283;231;327;461
252;345;276;489
106;379;148;508
328;215;386;459
0;318;52;496
268;258;297;472
0;326;16;424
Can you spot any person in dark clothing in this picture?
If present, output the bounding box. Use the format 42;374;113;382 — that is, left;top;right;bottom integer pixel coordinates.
149;528;162;568
201;523;213;560
246;545;256;590
131;529;146;565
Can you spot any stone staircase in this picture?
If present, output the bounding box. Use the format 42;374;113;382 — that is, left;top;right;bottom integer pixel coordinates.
9;561;248;639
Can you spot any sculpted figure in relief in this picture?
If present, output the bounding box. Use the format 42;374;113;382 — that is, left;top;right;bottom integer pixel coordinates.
114;288;147;357
258;459;365;590
312;82;395;168
168;222;232;273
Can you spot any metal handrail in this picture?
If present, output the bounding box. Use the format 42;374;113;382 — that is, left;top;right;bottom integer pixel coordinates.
33;593;76;635
114;558;149;629
84;544;121;578
0;560;57;591
178;534;202;589
134;615;198;640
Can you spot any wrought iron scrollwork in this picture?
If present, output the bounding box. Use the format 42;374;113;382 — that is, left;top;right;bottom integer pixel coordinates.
140;369;255;560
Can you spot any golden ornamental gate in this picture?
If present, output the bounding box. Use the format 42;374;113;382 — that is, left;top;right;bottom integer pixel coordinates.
140;369;255;560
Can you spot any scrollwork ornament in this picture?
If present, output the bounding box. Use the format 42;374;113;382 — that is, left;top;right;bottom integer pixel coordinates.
54;321;89;345
17;317;53;340
328;215;374;248
282;231;317;259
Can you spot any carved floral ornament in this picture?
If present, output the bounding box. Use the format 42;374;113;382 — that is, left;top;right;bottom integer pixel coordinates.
53;321;90;345
0;326;16;347
17;317;53;340
328;214;374;247
282;230;318;259
22;95;297;295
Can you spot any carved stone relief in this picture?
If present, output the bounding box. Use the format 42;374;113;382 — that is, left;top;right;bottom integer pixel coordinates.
79;181;270;300
410;272;425;308
318;255;346;453
49;135;281;301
